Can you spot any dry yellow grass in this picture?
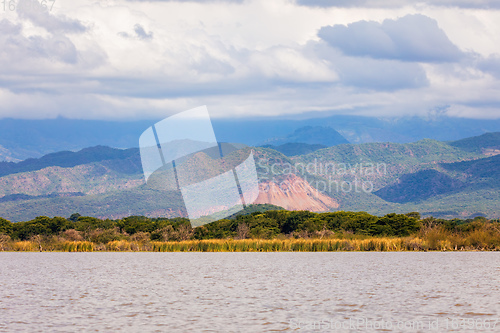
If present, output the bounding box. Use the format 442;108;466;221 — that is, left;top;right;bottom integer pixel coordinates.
11;241;38;252
60;241;94;252
1;229;499;252
150;237;459;252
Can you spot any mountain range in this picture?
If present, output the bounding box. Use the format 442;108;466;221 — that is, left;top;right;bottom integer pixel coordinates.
0;131;498;222
2;115;500;161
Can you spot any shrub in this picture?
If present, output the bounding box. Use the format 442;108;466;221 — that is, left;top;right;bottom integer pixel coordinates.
61;229;84;241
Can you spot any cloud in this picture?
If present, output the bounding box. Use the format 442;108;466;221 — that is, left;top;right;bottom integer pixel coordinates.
447;104;500;119
0;19;22;34
318;14;463;63
119;24;154;40
125;0;244;2
0;19;78;65
44;35;79;63
0;0;499;121
337;57;428;90
310;42;428;91
16;0;87;33
134;24;153;40
247;46;338;83
296;0;408;8
477;54;500;79
295;0;500;9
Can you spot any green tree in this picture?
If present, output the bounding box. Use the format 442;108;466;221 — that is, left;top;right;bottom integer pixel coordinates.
374;213;421;236
0;217;13;235
281;211;315;234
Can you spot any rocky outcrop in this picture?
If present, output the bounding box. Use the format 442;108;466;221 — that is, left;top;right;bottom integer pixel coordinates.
254;174;339;212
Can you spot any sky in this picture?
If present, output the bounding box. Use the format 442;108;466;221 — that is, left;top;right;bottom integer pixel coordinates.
1;0;500;120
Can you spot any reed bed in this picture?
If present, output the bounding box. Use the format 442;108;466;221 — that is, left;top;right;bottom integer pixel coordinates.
10;241;39;252
150;237;499;252
148;238;417;252
60;241;94;252
1;233;499;252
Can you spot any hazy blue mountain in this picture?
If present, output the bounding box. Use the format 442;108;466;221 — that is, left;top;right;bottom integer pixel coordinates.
0;146;141;177
260;143;328;156
1;115;500;161
0;118;153;161
263;126;349;146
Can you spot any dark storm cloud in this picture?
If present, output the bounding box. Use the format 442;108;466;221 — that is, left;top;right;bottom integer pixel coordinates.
318;14;463;63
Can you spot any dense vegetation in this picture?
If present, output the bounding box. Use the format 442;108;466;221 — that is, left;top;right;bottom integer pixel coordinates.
449;132;500;152
1;206;499;251
374;169;464;203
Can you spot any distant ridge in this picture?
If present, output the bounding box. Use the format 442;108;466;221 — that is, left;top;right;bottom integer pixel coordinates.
449;132;500;153
260;143;328;156
0;146;140;177
264;126;349;146
0;192;85;203
374;154;500;204
441;154;500;179
1;117;500;161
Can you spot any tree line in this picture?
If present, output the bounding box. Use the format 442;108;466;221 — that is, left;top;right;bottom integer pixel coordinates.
1;208;497;243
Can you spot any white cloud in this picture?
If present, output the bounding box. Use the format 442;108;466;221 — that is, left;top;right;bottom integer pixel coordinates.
16;0;86;33
295;0;500;9
318;14;463;62
477;54;500;79
0;19;81;71
0;0;499;120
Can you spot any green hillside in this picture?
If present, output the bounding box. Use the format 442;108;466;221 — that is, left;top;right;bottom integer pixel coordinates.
0;186;185;222
369;154;500;217
441;154;500;179
374;169;464;203
373;155;500;204
260;143;327;156
449;132;500;153
299;138;480;166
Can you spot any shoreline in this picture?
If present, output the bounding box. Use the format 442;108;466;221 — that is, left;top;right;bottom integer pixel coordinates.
2;237;499;252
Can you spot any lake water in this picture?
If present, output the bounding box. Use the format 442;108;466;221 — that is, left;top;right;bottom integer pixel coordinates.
0;252;499;332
